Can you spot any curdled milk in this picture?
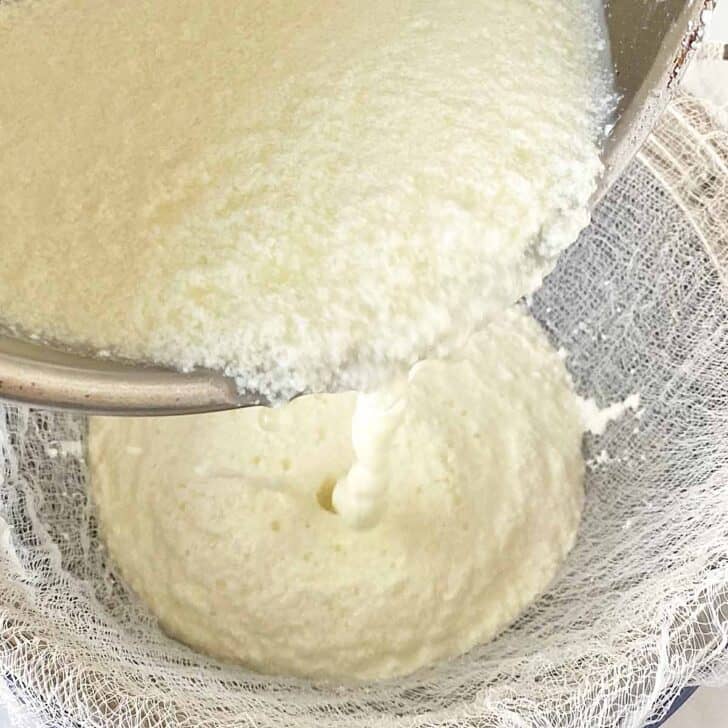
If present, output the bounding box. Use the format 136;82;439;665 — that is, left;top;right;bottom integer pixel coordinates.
89;308;585;681
0;0;612;401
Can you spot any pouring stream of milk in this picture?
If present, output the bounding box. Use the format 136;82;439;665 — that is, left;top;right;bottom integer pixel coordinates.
331;377;409;529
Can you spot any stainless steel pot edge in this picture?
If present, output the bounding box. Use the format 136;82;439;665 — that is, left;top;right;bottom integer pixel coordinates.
596;0;716;204
0;340;251;415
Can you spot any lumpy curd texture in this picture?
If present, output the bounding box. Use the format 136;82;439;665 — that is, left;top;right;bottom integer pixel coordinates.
89;308;585;681
0;0;609;401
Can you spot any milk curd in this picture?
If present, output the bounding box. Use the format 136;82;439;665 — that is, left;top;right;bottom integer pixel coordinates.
90;308;585;681
0;0;611;400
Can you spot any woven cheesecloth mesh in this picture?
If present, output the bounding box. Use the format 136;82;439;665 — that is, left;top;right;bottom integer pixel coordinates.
1;91;728;728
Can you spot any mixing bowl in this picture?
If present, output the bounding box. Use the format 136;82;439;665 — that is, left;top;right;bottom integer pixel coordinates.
0;0;714;415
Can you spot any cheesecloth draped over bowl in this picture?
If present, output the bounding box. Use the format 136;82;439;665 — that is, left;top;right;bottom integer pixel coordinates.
1;92;728;728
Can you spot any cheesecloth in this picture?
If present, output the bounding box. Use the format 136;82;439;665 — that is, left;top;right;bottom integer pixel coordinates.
1;90;727;727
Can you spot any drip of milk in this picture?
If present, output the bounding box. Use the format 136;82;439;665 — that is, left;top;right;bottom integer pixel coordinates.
332;378;409;529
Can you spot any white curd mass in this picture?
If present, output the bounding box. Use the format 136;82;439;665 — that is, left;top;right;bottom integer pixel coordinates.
89;309;585;681
0;0;610;400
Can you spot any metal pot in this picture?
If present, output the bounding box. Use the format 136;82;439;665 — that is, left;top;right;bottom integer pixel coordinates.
0;0;715;415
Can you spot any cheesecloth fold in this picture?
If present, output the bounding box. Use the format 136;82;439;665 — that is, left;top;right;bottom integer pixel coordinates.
1;91;728;727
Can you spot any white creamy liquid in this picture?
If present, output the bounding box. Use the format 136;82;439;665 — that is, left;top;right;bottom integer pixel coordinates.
0;0;611;401
89;308;585;681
